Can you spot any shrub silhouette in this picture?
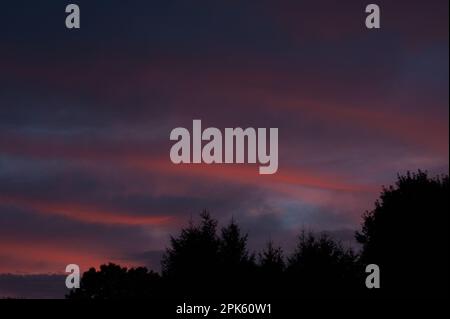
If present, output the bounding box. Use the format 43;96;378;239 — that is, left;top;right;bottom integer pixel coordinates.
357;171;449;298
67;263;160;299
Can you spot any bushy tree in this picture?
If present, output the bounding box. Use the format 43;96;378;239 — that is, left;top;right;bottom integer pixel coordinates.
356;171;449;298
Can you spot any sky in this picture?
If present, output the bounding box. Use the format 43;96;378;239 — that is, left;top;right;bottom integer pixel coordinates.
0;0;448;297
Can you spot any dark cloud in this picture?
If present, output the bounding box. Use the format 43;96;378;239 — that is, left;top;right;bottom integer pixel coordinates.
0;274;66;299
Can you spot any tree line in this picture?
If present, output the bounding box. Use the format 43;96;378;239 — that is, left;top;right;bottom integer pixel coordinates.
67;171;449;299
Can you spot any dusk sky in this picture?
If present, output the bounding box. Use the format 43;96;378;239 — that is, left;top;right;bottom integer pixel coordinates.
0;0;448;296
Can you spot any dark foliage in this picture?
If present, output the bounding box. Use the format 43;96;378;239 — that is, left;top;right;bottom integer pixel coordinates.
356;170;449;298
285;231;362;298
67;263;160;299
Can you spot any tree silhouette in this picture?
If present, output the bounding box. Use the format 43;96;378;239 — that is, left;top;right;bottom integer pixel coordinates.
161;211;258;299
219;219;254;269
286;231;361;298
259;241;285;275
217;219;256;298
356;171;449;298
256;241;285;298
67;263;160;299
161;211;220;299
162;211;219;275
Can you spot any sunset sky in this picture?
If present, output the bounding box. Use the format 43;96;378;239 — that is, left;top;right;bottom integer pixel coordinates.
0;0;448;296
